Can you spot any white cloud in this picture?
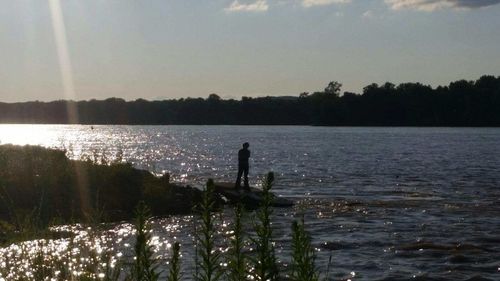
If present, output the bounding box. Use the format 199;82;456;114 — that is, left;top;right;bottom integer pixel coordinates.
223;0;500;13
362;10;374;18
301;0;351;8
224;0;269;12
385;0;500;11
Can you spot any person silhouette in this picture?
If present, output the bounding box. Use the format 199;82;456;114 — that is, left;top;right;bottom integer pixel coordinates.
235;142;250;190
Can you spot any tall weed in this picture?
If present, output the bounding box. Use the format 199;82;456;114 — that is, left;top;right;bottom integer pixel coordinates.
291;217;319;281
193;179;222;281
227;203;247;281
251;172;279;281
167;242;181;281
129;201;160;281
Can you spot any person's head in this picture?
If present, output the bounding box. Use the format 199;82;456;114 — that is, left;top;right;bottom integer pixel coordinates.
243;142;249;149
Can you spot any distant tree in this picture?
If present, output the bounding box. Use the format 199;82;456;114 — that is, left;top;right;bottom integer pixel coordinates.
475;75;498;89
207;93;221;101
449;79;474;94
299;92;309;98
105;97;126;103
324;81;342;96
382;82;396;90
363;83;379;95
342;92;357;98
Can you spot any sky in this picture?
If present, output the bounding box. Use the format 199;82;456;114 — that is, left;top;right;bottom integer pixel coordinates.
0;0;499;102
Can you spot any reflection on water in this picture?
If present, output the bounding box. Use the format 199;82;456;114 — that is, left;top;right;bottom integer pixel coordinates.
1;125;500;280
0;224;120;280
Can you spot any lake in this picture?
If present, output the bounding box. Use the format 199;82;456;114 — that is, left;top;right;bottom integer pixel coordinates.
1;125;499;280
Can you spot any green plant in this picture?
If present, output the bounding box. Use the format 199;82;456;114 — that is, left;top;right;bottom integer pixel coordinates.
227;203;247;281
291;217;319;281
130;201;160;281
167;242;181;281
251;172;279;281
194;179;222;281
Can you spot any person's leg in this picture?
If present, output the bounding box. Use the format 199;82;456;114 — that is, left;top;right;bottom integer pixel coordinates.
243;165;249;189
235;166;243;188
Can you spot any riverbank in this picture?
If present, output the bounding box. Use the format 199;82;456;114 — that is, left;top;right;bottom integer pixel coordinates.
0;144;205;244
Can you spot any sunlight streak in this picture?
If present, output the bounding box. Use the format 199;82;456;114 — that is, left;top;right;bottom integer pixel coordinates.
48;0;78;124
49;0;90;217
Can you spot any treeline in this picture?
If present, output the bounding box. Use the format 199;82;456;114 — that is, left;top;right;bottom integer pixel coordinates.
1;75;499;126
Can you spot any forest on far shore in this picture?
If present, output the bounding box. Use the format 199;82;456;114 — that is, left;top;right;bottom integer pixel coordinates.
1;75;499;126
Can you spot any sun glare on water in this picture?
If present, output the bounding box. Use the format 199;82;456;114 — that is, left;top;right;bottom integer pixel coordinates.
0;124;60;147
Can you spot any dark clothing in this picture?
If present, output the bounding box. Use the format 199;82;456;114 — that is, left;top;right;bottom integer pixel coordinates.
238;148;250;166
236;148;250;188
236;165;249;189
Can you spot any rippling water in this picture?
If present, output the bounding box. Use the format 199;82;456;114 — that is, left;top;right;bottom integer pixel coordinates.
1;125;500;280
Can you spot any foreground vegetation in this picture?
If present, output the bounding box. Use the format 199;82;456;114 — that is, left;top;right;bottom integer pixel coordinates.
0;144;205;244
0;172;322;281
1;76;499;126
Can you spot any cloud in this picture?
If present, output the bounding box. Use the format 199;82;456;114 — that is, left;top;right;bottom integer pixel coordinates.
385;0;500;11
224;0;269;12
223;0;500;13
362;10;374;18
301;0;351;8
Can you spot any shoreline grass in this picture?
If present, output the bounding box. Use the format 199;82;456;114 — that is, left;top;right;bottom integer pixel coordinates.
0;144;204;246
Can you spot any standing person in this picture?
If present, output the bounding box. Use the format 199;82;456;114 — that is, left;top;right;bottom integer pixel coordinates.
235;142;250;190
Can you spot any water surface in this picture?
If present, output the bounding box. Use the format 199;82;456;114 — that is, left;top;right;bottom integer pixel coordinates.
1;125;499;280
